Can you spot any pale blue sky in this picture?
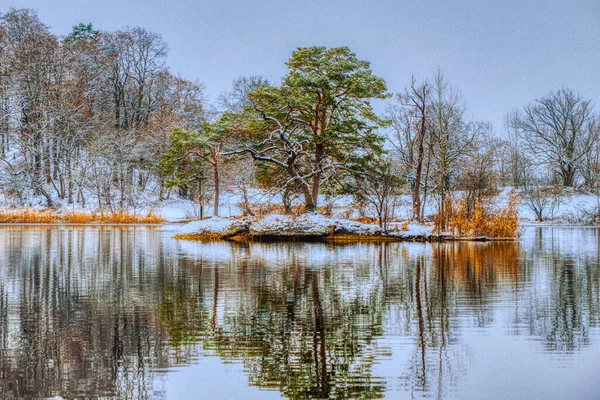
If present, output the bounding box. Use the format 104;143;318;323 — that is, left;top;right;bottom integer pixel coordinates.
5;0;600;131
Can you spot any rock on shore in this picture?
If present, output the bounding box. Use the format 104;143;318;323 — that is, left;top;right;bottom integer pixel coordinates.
177;216;250;238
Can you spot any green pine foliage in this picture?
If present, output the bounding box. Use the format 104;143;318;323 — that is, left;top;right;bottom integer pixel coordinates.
217;46;391;211
158;128;209;190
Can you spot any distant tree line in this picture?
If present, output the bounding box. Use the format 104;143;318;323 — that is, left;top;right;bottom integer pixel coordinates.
0;8;206;210
2;8;599;222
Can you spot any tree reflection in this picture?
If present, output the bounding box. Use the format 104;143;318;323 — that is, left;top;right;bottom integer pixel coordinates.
0;227;178;399
160;246;388;399
0;227;599;399
513;227;600;352
390;241;522;397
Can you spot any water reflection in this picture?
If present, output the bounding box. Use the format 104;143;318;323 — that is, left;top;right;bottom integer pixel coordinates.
0;226;598;399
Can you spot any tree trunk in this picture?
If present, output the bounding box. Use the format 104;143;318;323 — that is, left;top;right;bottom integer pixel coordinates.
282;188;292;214
212;157;220;217
302;188;316;212
311;143;324;208
413;118;426;222
561;164;575;187
287;162;315;212
421;150;432;221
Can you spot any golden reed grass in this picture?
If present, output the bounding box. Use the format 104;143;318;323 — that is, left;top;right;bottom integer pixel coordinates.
434;195;519;238
0;209;60;223
0;209;165;224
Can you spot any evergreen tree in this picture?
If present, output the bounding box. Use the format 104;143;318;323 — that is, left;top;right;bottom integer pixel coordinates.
223;46;390;212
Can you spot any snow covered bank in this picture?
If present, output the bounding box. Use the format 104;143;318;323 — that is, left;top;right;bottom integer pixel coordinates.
9;187;598;226
250;213;336;237
176;213;437;241
177;217;249;238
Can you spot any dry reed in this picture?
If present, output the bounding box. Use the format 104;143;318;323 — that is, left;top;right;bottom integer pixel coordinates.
352;216;378;224
0;209;60;223
434;195;519;238
62;210;165;223
0;209;165;224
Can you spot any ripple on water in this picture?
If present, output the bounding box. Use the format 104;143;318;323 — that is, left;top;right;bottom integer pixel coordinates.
0;225;599;399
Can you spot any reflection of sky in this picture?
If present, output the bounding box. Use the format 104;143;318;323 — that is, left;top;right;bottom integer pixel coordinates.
158;324;600;400
162;357;282;399
1;226;600;399
461;324;600;400
168;227;600;399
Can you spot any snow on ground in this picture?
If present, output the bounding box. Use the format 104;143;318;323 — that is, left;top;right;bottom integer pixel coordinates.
3;185;599;225
178;212;435;239
156;199;195;221
522;192;598;223
495;186;599;224
250;213;336;236
388;222;435;237
178;216;249;237
332;218;380;235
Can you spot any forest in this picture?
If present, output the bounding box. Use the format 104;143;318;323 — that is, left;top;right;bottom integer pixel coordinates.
1;8;599;231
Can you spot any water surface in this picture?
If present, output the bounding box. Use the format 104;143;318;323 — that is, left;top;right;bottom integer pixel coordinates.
0;225;599;399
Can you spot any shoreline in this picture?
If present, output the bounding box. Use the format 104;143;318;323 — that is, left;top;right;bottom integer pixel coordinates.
173;232;519;243
174;213;523;243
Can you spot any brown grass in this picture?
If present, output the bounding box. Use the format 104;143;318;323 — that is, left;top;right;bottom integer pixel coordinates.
0;209;60;223
400;221;410;232
0;209;165;224
434;195;519;238
62;210;165;224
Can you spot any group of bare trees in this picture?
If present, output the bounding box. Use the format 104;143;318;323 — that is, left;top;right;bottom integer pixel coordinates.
2;8;598;222
388;71;599;223
509;89;597;188
0;8;206;210
387;72;487;224
506;89;599;221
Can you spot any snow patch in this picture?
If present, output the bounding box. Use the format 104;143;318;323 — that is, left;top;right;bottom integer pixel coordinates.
178;212;436;240
250;213;336;237
388;222;435;237
178;217;249;237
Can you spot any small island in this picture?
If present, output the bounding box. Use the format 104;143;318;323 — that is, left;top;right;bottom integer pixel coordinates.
175;211;518;242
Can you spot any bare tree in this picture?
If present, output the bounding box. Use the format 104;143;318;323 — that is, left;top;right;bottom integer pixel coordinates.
459;123;500;206
388;77;430;222
349;158;402;232
218;75;270;113
429;71;475;229
520;173;562;222
512;88;596;187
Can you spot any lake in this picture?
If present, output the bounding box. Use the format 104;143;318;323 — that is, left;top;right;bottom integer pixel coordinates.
0;225;599;399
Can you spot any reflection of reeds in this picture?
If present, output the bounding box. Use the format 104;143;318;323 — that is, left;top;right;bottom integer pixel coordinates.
433;241;521;287
0;209;165;224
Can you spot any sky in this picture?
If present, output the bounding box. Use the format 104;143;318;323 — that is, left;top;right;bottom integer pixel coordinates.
5;0;599;132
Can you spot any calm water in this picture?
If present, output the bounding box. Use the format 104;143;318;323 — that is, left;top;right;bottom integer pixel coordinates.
0;226;599;399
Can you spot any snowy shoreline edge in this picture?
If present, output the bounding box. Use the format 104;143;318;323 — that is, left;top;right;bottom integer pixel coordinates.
174;214;518;242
